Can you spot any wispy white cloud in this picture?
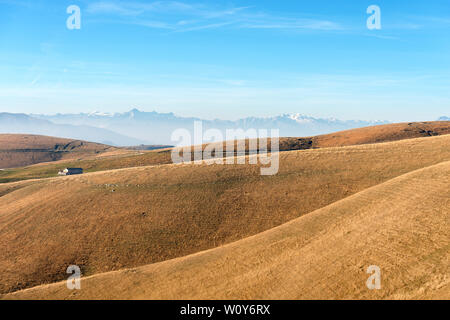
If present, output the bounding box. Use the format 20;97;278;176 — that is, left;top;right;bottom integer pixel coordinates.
240;18;343;31
0;0;32;6
390;23;423;30
87;2;144;16
172;21;236;33
201;6;253;19
30;74;40;85
131;19;174;29
415;16;450;25
85;1;344;33
363;33;400;40
387;15;450;30
86;1;197;16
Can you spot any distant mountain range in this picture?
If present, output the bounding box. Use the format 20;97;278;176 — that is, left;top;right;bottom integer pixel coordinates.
1;110;448;146
0;113;147;146
30;109;390;145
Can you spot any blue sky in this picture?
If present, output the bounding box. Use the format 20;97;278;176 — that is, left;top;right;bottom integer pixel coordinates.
0;0;449;120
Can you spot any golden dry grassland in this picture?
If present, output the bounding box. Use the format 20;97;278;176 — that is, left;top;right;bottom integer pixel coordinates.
1;133;449;296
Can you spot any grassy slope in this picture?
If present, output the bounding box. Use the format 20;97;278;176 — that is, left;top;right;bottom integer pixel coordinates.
0;134;449;294
0;134;118;170
0;149;171;183
304;121;450;147
1;121;449;183
6;160;448;300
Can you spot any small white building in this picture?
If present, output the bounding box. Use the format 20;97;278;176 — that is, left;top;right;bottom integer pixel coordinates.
58;168;83;176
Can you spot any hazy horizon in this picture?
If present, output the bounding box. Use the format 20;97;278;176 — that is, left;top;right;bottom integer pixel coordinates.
1;107;445;123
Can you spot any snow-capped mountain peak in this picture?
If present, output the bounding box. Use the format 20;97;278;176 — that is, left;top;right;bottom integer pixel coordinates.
30;109;392;145
88;111;112;117
286;113;315;124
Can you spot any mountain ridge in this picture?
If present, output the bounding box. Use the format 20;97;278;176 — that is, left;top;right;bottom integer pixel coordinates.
33;109;390;145
0;113;148;146
3;110;449;146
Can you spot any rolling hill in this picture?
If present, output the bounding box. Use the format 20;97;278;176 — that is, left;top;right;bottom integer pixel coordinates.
201;120;450;153
5;159;448;300
0;134;119;169
0;133;449;295
1;121;449;183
